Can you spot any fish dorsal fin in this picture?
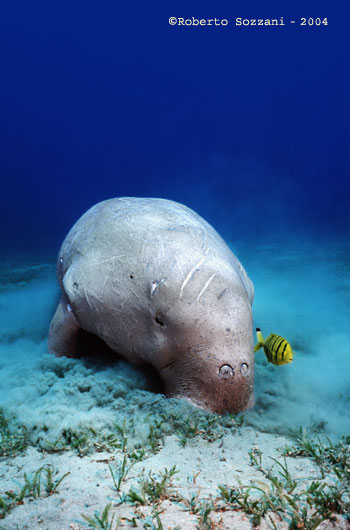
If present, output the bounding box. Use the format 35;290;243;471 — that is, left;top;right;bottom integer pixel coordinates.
254;328;264;352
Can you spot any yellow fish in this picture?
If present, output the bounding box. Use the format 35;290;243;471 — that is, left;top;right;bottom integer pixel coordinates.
254;328;293;365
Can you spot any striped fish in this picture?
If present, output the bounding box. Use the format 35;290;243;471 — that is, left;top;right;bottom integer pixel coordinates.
254;328;293;365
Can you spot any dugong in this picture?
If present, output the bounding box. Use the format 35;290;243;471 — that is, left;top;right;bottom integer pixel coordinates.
48;198;255;413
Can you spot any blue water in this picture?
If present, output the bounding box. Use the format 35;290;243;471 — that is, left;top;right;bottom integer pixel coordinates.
0;1;349;441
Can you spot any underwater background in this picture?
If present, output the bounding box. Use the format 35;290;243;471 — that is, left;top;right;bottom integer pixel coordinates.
0;0;349;450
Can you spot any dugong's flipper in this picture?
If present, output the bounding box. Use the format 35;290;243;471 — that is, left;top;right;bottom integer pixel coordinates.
48;296;81;357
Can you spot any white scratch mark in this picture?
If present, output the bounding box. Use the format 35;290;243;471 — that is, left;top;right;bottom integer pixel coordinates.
171;258;184;276
151;278;166;297
84;276;93;313
180;258;205;298
158;239;166;259
196;273;216;302
86;255;128;269
179;248;210;299
102;275;111;301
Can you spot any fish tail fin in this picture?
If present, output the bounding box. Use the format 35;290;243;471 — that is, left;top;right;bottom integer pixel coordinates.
254;327;264;352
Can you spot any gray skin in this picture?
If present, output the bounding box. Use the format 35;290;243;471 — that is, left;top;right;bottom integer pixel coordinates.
48;198;255;414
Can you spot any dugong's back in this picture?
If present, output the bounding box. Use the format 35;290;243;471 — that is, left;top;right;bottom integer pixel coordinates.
60;197;253;301
51;197;255;414
62;197;238;266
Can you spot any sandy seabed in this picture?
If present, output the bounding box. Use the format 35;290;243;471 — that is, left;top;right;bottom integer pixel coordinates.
0;427;349;530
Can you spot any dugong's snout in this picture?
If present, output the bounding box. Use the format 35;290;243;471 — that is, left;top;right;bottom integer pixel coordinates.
215;357;255;413
160;351;254;414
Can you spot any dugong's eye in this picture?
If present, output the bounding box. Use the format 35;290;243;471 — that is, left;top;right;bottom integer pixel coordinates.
219;364;234;379
155;313;165;327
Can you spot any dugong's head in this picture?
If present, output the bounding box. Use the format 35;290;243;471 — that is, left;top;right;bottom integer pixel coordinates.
155;282;255;414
